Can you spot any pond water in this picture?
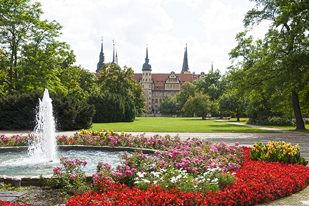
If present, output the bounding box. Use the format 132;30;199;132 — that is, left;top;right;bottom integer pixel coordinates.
0;150;126;176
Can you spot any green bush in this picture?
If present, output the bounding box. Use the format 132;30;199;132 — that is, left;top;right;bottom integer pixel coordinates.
0;92;95;130
305;119;309;125
250;141;308;166
268;117;294;126
89;92;135;123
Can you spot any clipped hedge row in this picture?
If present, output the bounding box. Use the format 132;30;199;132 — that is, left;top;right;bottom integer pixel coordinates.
0;92;95;131
88;92;135;123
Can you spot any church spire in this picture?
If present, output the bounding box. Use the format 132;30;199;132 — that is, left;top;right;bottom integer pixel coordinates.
142;44;151;71
211;61;213;72
181;43;189;73
96;37;105;72
111;40;116;64
115;51;118;64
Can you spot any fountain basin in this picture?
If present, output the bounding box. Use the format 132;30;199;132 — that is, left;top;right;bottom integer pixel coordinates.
0;146;157;186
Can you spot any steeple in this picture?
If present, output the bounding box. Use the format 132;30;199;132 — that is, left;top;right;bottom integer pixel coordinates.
181;43;189;73
142;44;151;71
111;40;116;64
211;61;213;72
115;51;118;64
96;38;105;72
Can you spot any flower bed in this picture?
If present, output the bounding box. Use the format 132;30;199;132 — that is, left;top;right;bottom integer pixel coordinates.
64;147;309;205
1;131;309;206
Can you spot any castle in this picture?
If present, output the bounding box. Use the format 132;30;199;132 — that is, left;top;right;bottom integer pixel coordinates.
96;40;208;113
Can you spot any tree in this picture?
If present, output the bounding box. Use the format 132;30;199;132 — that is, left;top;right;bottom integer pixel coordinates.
97;63;146;115
218;90;246;121
229;0;309;130
182;92;211;120
194;70;226;101
175;82;196;110
158;95;178;115
0;0;75;95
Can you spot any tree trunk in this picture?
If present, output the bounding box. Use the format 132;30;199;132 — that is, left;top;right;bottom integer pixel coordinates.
292;90;305;130
236;110;240;122
202;115;206;120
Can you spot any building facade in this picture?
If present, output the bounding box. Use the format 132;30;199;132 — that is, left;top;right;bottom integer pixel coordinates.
96;41;207;113
133;44;206;113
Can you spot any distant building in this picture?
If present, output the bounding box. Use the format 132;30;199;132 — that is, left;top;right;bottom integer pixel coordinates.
95;41;208;113
133;44;206;113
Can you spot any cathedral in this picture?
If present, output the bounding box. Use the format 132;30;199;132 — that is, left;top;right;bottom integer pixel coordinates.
96;40;207;113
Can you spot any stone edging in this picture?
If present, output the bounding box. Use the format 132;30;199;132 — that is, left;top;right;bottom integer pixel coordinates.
0;145;158;186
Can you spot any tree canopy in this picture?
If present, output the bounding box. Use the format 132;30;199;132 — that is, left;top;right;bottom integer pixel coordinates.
0;0;75;95
158;95;178;115
97;63;146;115
228;0;309;130
182;92;211;120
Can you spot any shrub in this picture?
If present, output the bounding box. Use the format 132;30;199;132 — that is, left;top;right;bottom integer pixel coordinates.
0;92;95;131
268;116;294;126
43;156;89;193
250;141;308;166
88;92;136;123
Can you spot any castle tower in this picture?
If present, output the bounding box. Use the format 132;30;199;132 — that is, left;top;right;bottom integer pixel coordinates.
181;43;190;74
142;44;152;112
96;38;105;72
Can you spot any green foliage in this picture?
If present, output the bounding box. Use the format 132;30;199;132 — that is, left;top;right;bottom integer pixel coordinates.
0;0;75;95
0;92;95;130
88;91;135;123
218;90;246;121
268;117;294;126
97;63;146;115
43;157;89;193
228;0;309;130
182;92;212;120
250;141;308;166
194;70;226;101
175;82;196;110
158;95;179;115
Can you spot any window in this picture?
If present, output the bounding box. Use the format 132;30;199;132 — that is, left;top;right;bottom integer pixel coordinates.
152;99;154;103
149;97;151;100
149;85;151;88
156;92;158;96
160;92;162;96
167;85;169;88
142;85;144;88
149;92;151;94
173;85;175;88
160;99;162;103
146;73;148;76
155;99;158;103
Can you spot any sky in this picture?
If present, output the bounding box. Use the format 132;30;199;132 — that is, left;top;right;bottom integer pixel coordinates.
38;0;270;75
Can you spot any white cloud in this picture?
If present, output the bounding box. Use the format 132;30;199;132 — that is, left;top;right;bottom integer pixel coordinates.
37;0;270;74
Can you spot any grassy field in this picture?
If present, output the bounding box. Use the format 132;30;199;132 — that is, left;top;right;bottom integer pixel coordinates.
90;117;274;133
261;125;309;133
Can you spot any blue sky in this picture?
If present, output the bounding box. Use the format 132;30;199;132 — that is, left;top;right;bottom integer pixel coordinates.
38;0;269;74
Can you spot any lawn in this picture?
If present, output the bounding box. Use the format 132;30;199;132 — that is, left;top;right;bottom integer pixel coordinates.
90;117;274;133
260;125;309;133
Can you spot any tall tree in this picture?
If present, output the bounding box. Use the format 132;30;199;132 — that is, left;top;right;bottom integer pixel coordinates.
158;95;178;115
175;82;196;110
218;90;246;121
229;0;309;130
182;92;211;120
97;63;146;115
194;69;226;101
0;0;75;94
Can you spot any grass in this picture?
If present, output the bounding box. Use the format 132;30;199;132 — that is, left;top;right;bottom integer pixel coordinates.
90;117;275;133
260;125;309;133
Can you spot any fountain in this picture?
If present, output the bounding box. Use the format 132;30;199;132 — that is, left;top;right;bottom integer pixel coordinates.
28;88;57;162
0;89;125;176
